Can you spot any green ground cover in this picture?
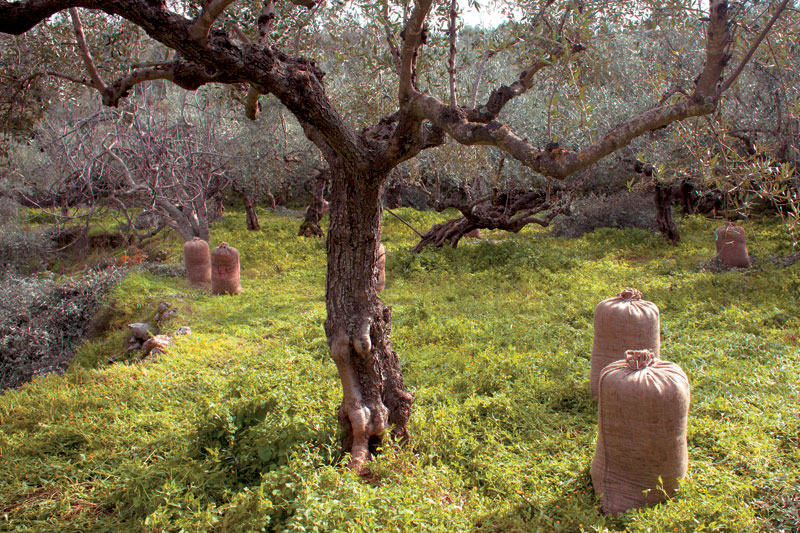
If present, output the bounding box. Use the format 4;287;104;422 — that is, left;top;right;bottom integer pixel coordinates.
0;208;798;531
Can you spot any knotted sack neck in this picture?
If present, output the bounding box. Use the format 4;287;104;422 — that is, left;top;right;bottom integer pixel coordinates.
617;288;642;301
625;349;656;370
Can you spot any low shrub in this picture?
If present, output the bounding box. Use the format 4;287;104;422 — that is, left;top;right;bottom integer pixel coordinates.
0;268;123;390
551;191;657;238
0;225;55;273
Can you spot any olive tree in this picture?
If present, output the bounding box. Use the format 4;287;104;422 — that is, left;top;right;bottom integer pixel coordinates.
0;0;788;468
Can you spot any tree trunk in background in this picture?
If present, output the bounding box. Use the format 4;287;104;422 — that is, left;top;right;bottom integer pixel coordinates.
299;169;330;237
242;192;260;231
324;161;413;470
654;184;679;243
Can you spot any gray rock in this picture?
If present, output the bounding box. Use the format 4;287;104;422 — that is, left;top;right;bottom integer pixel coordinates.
174;326;192;336
128;322;155;341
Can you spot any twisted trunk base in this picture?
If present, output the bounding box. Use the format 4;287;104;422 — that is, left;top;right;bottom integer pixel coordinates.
325;162;413;469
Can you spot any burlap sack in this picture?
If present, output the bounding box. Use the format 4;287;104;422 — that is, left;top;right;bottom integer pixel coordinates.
715;223;751;268
376;244;386;292
183;237;211;287
590;288;660;399
211;242;242;295
592;350;690;515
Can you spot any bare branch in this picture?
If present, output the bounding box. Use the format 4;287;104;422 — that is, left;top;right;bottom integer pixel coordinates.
43;70;94;88
385;207;425;237
289;0;316;8
230;23;250;43
69;7;107;91
469;49;494;109
447;0;458;107
381;2;401;71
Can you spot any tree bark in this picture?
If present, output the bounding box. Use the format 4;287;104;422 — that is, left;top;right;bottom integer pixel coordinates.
241;192;260;231
324;161;413;469
654;183;680;243
298;169;329;237
413;189;569;252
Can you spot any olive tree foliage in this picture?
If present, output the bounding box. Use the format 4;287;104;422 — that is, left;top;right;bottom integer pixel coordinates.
409;2;798;248
0;0;789;468
645;2;800;245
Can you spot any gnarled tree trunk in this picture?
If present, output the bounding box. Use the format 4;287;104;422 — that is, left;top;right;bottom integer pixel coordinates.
238;191;260;231
324;162;413;469
654;183;680;243
299;169;330;237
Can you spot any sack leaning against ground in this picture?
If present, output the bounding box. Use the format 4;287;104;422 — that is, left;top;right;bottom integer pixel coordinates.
211;242;242;295
590;288;660;399
591;349;690;515
184;237;211;287
714;222;751;268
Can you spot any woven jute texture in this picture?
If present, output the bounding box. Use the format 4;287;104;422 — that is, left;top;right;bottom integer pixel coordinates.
377;244;386;293
591;350;690;515
183;237;211;287
715;223;751;268
211;242;242;295
590;288;660;399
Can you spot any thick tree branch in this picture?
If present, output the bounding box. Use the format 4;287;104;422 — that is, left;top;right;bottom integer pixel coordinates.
189;0;239;45
101;59;241;106
69;7;107;91
245;85;265;120
1;0;364;167
257;0;276;44
467;41;585;122
447;0;458;107
694;1;733;99
398;0;431;102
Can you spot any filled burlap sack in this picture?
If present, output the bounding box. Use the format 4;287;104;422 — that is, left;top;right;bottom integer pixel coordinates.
183;237;211;287
590;288;660;399
592;349;690;515
376;243;386;292
714;222;751;268
211;242;242;295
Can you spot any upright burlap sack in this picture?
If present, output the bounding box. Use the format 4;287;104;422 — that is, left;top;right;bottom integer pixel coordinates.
592;350;690;515
590;288;660;399
714;222;751;268
183;237;211;287
211;242;242;295
376;244;386;292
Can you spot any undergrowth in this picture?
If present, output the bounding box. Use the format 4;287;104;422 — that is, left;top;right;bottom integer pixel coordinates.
0;207;798;531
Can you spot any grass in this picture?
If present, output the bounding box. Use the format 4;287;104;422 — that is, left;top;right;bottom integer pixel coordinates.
0;207;798;531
